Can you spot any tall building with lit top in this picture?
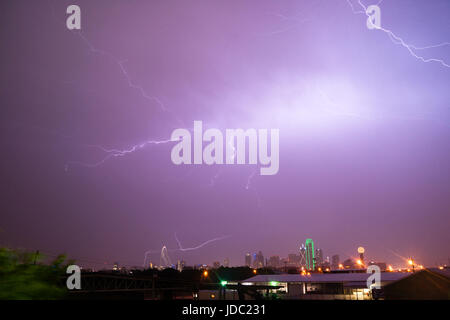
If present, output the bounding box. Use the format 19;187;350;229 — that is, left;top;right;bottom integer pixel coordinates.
305;239;315;270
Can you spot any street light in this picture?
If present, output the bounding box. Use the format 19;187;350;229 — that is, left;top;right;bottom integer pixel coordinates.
408;258;415;272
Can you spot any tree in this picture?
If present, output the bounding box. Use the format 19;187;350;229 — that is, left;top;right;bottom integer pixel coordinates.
0;248;72;299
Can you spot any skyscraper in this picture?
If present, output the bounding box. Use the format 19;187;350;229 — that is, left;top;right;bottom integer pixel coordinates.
331;255;340;270
268;256;280;268
299;243;307;268
245;253;251;267
305;239;315;270
177;260;185;272
315;248;323;266
254;251;264;268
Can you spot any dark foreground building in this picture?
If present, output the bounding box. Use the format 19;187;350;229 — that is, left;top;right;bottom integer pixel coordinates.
383;268;450;300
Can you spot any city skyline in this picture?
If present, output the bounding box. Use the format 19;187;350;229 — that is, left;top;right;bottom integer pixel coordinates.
1;0;449;272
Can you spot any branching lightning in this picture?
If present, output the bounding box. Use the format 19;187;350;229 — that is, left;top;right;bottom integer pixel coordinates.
174;233;231;252
245;168;262;208
347;0;450;68
65;138;177;170
142;233;231;267
75;31;168;111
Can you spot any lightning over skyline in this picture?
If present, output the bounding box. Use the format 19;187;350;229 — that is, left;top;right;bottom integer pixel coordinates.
143;234;232;267
1;0;449;269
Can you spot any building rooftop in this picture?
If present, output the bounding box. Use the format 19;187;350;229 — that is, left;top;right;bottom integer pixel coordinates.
242;272;410;284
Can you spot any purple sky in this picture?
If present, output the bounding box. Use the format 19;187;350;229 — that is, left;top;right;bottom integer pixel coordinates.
1;0;449;268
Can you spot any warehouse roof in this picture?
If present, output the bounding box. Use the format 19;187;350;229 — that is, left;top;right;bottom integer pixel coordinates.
242;272;410;284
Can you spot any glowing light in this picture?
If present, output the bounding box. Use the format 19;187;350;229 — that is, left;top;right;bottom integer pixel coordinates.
356;259;363;266
357;247;365;254
270;281;279;286
203;270;209;277
388;265;393;272
253;269;257;274
408;259;414;266
338;264;344;270
221;280;228;286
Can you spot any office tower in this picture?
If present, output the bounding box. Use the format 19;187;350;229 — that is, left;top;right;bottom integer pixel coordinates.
245;253;251;267
177;260;185;272
268;256;280;268
254;251;264;268
305;239;315;270
331;255;340;270
299;244;307;268
288;253;300;266
315;248;323;266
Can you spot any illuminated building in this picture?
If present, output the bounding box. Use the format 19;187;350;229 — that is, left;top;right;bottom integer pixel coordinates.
245;253;251;267
299;244;307;269
331;255;340;270
177;260;186;272
254;251;264;268
288;253;300;267
305;239;315;270
315;248;323;266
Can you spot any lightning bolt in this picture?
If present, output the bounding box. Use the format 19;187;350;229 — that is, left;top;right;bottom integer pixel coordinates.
65;137;177;170
74;31;169;111
245;168;262;208
47;0;188;171
174;233;231;252
142;233;231;267
347;0;450;68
